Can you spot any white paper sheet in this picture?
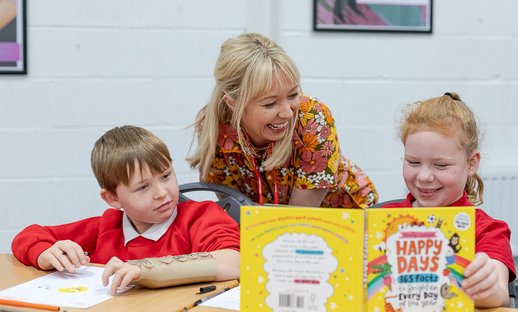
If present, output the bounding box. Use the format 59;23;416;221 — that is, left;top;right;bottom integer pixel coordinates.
199;285;240;311
0;266;131;308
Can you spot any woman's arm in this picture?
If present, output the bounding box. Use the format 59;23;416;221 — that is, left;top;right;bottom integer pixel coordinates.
289;187;328;207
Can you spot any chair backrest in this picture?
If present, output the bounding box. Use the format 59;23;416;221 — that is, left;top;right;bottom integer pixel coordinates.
371;199;405;208
179;182;254;225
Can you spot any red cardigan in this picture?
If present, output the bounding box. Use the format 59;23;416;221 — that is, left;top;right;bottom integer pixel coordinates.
12;200;240;268
382;193;516;282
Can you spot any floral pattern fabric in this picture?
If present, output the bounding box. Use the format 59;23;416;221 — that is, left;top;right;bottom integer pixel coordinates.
205;96;378;208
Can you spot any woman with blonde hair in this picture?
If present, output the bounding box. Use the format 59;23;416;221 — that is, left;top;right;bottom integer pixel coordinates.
188;33;377;208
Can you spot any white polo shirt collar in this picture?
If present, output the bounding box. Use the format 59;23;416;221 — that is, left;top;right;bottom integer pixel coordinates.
123;208;177;246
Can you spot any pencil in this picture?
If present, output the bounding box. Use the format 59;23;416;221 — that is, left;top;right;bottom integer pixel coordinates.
62;251;90;256
180;280;240;311
194;280;240;306
0;298;60;311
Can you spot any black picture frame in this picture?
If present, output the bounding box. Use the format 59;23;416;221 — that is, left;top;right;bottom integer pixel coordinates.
0;0;27;74
314;0;432;33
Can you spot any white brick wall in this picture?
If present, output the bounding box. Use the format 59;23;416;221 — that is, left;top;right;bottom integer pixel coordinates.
0;0;517;253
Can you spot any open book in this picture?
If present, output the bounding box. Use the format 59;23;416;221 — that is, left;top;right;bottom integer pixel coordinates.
240;205;475;312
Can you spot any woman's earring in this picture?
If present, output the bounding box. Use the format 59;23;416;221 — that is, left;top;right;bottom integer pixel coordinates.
223;95;235;110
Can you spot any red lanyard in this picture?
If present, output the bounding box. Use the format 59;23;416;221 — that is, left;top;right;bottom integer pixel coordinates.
250;156;278;205
241;132;278;205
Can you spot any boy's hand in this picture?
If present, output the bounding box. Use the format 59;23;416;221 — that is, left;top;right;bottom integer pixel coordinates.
462;252;501;302
37;240;90;273
102;256;141;295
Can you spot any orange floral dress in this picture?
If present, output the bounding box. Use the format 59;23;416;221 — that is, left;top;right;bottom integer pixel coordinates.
204;96;378;208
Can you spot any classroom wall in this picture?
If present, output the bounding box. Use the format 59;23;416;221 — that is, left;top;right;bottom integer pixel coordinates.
0;0;517;255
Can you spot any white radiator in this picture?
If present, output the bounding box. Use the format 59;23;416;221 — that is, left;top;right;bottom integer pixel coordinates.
480;171;518;257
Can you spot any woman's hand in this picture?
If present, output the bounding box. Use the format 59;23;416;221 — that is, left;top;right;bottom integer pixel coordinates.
37;240;90;273
102;256;142;295
462;252;510;307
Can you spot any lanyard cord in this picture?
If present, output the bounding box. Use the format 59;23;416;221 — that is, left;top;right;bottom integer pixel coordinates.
241;131;278;205
273;171;278;204
250;157;264;205
250;156;278;205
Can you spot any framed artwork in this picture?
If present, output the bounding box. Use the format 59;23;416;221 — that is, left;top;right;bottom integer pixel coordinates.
0;0;27;74
314;0;432;33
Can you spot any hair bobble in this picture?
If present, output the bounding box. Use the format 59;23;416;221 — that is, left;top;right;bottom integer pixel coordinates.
444;92;461;101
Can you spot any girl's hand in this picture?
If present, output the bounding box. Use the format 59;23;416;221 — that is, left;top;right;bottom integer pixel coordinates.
37;240;90;273
102;256;141;295
462;252;509;307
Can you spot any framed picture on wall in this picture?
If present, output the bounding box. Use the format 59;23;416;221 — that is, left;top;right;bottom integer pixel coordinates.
314;0;432;33
0;0;27;74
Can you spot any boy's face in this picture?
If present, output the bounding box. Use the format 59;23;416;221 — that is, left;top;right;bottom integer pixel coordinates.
106;161;179;234
403;130;479;207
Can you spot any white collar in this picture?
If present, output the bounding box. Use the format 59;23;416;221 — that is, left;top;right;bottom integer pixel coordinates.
123;208;177;246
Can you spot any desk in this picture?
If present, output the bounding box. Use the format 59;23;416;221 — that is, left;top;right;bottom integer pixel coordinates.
0;254;235;312
0;254;515;312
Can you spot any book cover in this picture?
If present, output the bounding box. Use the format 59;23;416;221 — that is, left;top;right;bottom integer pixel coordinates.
365;207;475;312
240;206;365;311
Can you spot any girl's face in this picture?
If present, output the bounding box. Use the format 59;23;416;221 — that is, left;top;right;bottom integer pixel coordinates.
240;76;300;147
403;130;480;207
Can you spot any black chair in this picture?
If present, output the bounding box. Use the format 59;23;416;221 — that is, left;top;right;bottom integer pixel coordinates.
371;199;405;208
179;182;254;225
509;280;517;308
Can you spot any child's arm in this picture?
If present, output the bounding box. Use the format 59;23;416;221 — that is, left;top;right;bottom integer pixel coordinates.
462;252;510;308
210;248;240;280
12;215;102;269
102;249;240;295
102;257;141;295
37;240;90;273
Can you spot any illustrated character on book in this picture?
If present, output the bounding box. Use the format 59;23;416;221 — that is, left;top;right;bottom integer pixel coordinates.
440;283;457;299
449;233;462;254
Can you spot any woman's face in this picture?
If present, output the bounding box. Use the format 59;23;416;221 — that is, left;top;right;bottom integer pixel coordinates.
241;76;300;147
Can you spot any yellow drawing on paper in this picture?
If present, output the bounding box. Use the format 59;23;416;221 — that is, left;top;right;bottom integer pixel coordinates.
58;286;89;293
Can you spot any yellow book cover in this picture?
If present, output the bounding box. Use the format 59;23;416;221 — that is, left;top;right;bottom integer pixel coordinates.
240;206;365;311
365;207;475;312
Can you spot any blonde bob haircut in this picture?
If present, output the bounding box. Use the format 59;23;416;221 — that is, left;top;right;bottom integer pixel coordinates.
188;33;301;179
91;125;172;194
399;92;484;206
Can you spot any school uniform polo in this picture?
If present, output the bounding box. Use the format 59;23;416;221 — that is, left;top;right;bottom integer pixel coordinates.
12;200;240;268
